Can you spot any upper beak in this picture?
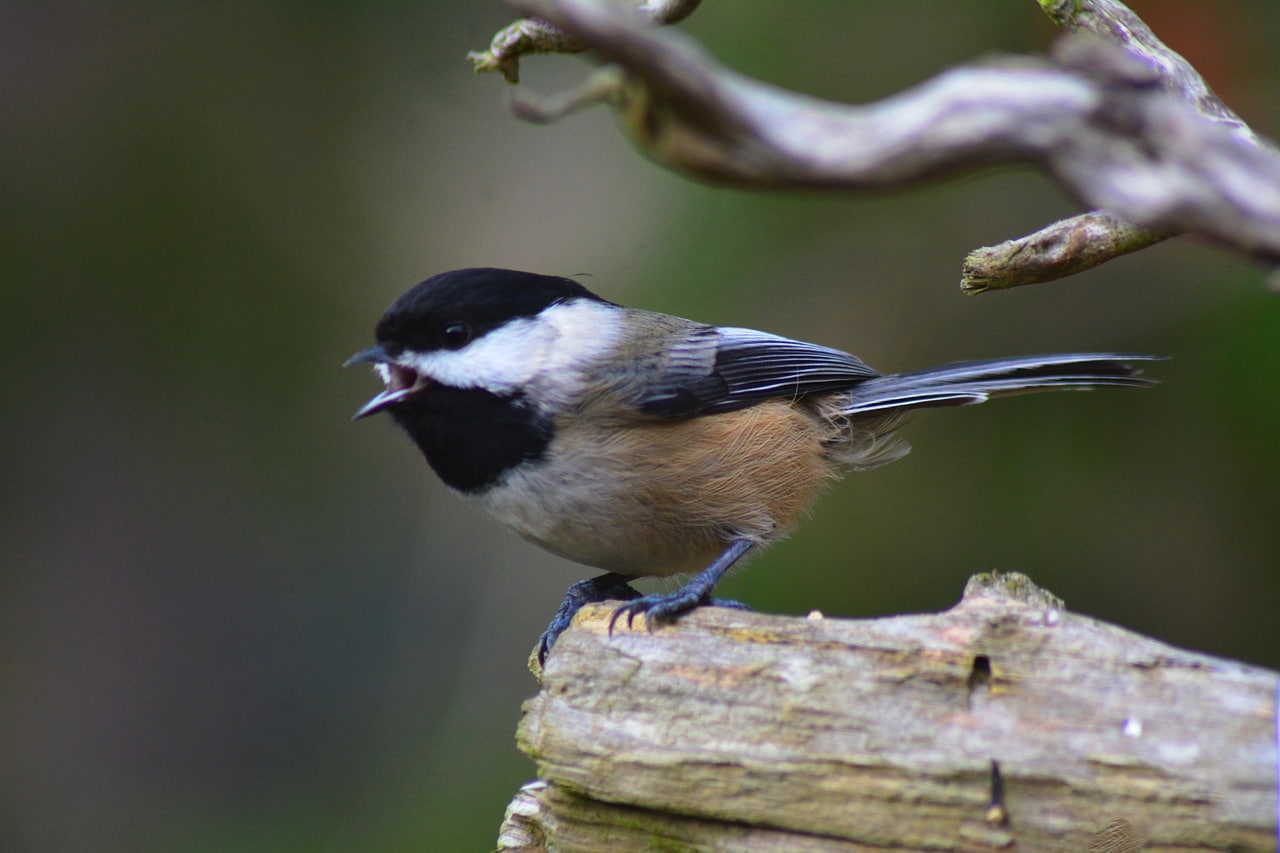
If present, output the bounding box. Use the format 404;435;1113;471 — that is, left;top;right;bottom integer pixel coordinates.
345;344;428;420
344;344;392;368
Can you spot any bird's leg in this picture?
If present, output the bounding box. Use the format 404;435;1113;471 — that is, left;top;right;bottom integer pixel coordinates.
538;572;640;664
608;539;755;635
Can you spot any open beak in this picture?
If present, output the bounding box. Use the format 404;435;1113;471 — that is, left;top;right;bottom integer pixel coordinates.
345;344;431;420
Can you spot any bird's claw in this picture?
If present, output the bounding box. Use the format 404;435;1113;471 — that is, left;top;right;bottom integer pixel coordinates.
608;594;687;636
538;573;641;665
607;591;753;636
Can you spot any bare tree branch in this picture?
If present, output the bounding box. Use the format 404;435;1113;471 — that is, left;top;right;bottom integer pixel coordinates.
474;0;1280;288
966;0;1256;292
1040;0;1251;140
468;0;701;83
962;212;1172;295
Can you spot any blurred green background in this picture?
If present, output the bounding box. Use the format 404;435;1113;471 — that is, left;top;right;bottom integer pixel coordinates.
3;2;1277;850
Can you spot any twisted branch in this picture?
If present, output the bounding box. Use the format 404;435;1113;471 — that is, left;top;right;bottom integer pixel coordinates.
471;0;1280;291
468;0;701;83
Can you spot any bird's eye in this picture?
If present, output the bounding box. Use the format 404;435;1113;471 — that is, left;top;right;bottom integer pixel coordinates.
440;322;472;350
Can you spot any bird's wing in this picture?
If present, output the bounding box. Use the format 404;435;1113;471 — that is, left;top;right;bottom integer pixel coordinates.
638;326;878;417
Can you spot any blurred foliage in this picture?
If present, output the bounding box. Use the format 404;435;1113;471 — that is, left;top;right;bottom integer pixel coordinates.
2;2;1277;851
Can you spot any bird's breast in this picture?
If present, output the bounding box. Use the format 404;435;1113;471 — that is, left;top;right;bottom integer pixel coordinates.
471;400;841;576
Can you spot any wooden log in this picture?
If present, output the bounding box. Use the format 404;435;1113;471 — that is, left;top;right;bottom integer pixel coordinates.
500;572;1278;851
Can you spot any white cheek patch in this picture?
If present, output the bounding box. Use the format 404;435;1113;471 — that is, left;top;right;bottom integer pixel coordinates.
403;299;623;398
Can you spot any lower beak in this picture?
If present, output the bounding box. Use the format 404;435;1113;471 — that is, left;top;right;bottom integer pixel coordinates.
352;387;410;420
347;345;430;420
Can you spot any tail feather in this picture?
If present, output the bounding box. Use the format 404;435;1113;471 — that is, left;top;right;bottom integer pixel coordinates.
845;353;1160;415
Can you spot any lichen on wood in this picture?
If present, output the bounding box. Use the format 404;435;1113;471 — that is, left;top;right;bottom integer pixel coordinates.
501;572;1278;851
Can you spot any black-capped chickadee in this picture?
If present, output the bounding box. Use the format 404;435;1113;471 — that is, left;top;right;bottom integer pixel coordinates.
348;268;1157;662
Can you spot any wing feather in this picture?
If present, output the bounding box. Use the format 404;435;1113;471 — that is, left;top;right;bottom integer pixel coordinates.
638;326;877;417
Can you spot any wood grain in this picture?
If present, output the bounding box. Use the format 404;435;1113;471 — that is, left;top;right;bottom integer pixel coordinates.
502;572;1278;851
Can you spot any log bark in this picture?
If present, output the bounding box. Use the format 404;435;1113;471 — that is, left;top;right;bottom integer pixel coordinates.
500;572;1278;851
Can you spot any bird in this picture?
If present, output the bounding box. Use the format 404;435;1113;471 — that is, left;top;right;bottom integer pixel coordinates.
347;267;1157;662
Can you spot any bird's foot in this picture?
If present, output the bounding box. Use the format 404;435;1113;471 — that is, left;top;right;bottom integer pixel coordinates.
607;539;756;636
537;573;639;665
607;593;753;634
